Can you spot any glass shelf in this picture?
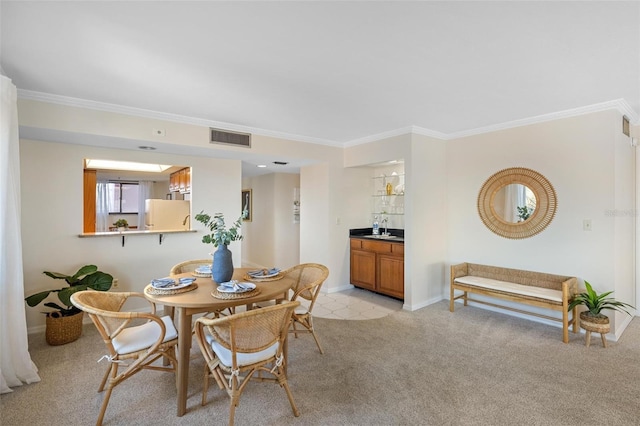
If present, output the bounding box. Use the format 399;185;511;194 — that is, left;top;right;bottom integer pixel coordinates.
371;172;404;219
372;174;404;180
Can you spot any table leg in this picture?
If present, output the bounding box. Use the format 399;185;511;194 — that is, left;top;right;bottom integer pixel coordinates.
176;308;192;416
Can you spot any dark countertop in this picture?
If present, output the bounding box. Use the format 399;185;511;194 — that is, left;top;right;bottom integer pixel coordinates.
349;228;404;243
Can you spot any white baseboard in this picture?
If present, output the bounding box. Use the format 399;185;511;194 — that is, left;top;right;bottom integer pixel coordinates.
406;295;444;312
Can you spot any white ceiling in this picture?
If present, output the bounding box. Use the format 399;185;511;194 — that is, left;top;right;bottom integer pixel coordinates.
2;1;639;175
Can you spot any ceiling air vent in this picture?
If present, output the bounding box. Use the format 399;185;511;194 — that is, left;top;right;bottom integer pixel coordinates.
210;128;251;148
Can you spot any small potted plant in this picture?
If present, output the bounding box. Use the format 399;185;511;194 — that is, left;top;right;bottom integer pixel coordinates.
194;210;246;283
25;265;113;345
113;219;128;231
516;206;531;222
568;280;635;346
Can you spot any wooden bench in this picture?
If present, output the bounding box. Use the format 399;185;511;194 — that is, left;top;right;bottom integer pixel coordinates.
450;262;578;343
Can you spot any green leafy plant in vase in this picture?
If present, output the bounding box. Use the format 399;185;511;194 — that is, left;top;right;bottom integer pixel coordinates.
113;219;128;230
25;265;113;345
567;280;635;347
194;210;246;283
516;206;532;222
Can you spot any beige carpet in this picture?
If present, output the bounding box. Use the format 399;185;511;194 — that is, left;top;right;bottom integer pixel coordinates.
2;301;639;425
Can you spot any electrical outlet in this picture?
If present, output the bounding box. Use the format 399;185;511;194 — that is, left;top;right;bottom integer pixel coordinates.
583;219;592;231
112;278;119;288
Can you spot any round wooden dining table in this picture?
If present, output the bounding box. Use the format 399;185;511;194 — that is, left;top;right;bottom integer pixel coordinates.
143;268;293;417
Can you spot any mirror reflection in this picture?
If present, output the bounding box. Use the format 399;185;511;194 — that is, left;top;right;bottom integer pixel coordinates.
477;167;557;239
83;160;191;233
493;184;537;223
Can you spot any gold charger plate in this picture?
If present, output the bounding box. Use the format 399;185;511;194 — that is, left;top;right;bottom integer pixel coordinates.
145;283;198;296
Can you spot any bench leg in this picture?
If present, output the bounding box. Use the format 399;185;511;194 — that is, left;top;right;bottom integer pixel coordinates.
572;307;578;333
562;309;569;343
463;291;468;306
450;284;455;312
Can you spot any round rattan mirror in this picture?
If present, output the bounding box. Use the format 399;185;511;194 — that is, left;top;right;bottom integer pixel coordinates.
477;167;557;239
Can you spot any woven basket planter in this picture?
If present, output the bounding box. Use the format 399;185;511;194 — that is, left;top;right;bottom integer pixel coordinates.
45;311;83;345
579;311;610;334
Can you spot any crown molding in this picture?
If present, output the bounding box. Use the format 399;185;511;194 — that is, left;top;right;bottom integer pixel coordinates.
18;89;638;148
346;99;639;144
17;89;343;148
342;126;413;147
446;99;639;140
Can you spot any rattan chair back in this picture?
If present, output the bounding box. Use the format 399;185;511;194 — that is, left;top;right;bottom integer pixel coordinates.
70;291;178;426
282;263;329;354
169;259;211;275
194;301;301;426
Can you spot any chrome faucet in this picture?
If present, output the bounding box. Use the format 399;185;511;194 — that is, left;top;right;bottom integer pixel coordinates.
182;214;190;226
381;217;389;236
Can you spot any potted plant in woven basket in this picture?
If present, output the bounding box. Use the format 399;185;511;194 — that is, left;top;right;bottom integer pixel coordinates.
25;265;113;345
568;280;635;344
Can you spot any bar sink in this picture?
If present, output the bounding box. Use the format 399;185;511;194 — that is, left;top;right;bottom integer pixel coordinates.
362;234;397;240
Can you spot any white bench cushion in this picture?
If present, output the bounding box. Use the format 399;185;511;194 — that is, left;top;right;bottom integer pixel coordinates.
112;315;178;355
454;276;562;302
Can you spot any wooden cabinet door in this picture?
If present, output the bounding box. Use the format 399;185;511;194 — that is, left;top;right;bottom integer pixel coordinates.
350;249;376;291
378;254;404;299
178;168;187;193
169;171;178;192
83;170;96;233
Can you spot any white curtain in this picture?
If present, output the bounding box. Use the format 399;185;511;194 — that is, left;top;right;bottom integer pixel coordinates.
137;181;152;229
0;75;41;393
96;180;109;232
503;183;527;222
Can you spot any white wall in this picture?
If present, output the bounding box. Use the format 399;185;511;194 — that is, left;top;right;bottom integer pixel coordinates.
20;139;241;332
405;134;448;310
446;110;635;337
273;173;301;269
241;173;300;270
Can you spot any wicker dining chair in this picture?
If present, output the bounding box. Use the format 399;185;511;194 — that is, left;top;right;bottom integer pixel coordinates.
70;291;178;426
194;301;301;426
169;258;211;275
285;263;329;354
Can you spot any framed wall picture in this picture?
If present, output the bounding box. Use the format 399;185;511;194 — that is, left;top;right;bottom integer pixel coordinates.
242;189;252;221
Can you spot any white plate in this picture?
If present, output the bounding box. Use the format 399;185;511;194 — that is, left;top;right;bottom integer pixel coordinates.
195;266;211;273
217;282;256;293
151;278;195;290
248;269;280;279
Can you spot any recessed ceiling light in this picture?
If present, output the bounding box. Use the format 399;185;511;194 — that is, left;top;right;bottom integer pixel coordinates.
138;146;156;150
85;159;171;173
257;164;267;168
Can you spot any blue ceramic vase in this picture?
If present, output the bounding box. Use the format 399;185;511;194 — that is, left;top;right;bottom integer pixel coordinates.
212;244;233;283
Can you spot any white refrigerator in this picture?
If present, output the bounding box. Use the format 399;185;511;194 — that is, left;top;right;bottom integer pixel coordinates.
144;199;190;230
